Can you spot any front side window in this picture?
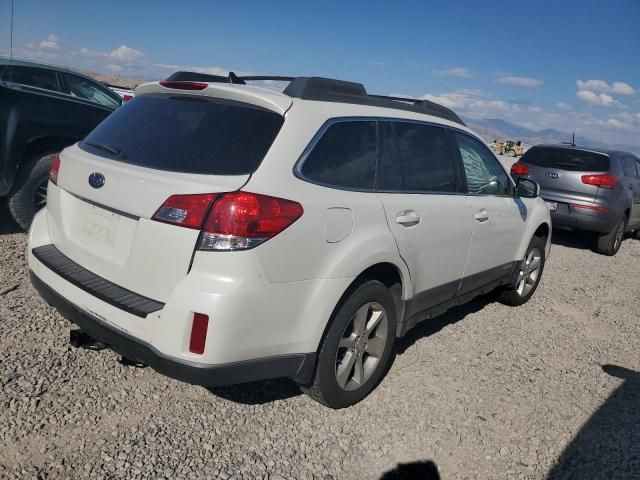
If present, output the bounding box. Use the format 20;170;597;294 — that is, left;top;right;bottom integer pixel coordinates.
454;132;511;195
1;65;60;92
380;121;457;193
300;121;377;189
63;74;121;108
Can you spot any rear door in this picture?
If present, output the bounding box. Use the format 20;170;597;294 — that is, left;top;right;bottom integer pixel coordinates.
49;93;285;302
622;155;640;227
377;121;472;316
452;131;524;294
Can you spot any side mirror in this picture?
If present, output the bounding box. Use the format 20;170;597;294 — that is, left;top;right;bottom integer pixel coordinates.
516;177;540;198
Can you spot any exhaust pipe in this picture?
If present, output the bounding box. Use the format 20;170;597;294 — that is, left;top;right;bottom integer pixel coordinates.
69;329;107;350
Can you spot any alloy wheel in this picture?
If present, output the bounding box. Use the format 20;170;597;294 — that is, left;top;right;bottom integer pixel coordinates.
516;247;542;297
334;302;388;391
34;180;48;210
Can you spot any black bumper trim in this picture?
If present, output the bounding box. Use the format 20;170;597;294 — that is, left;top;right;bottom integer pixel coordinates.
32;244;164;318
30;271;316;387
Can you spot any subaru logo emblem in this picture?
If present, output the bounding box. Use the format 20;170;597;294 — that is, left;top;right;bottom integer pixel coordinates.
88;172;105;189
547;172;559;179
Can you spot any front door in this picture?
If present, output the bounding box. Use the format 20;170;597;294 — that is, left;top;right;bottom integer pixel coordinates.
451;131;525;294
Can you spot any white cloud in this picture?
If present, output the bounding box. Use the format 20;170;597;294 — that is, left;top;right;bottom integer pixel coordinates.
109;45;143;63
39;34;59;50
577;79;636;96
496;76;543;87
369;60;385;68
612;81;636;96
556;102;572;111
529;106;542;113
409;88;523;117
436;67;473;78
576;89;618;107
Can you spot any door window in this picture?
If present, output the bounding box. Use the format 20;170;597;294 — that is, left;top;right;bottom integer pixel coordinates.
300;121;377;190
622;156;639;178
1;65;60;91
63;74;121;108
454;132;511;195
380;122;457;193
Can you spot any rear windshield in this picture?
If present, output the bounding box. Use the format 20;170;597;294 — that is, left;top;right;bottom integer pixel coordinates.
80;94;284;175
521;146;610;172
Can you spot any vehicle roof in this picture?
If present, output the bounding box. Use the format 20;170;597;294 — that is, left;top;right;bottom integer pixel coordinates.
0;56;99;83
527;143;637;159
136;78;473;134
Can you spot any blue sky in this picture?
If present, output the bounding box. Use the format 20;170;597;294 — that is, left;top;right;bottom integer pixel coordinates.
1;0;639;145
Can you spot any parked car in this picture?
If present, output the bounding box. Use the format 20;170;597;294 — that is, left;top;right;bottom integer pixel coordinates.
511;145;640;255
28;74;551;408
0;57;122;229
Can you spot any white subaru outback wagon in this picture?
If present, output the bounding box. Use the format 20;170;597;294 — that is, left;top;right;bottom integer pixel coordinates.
28;74;551;408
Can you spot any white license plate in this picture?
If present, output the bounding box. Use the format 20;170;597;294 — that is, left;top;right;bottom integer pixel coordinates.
545;201;558;212
84;207;119;246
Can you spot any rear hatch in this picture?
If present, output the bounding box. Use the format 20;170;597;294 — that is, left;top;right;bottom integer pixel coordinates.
47;90;286;302
518;146;611;205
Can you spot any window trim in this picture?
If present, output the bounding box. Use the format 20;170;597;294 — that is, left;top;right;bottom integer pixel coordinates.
293;116;471;195
0;65;63;94
450;130;517;197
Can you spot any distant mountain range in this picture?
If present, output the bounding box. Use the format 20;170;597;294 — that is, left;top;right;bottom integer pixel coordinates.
464;117;640;155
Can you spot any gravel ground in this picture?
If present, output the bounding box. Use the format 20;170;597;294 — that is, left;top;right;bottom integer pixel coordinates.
1;194;639;479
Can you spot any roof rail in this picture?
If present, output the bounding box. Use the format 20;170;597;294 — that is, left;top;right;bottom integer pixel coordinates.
164;71;465;126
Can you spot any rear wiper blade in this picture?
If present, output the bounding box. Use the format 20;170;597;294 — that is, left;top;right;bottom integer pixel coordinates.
84;141;122;156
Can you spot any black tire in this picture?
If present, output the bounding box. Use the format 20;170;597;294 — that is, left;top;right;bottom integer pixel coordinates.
7;153;56;230
507;149;516;157
634;230;640;240
301;280;397;409
499;235;546;307
595;217;625;256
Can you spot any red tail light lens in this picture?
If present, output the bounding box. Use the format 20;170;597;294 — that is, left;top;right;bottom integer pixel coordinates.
510;162;530;176
159;81;208;91
581;174;618;188
152;193;218;229
189;313;209;354
571;203;610;212
49;154;61;185
200;192;304;251
123;94;133;102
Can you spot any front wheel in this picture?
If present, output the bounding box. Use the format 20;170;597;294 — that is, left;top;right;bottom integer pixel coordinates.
300;280;396;409
499;235;546;306
595;217;625;256
507;149;516;157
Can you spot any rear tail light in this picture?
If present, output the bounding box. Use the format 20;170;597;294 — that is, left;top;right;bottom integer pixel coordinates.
152;193;218;229
159;81;208;91
510;162;530;176
49;154;61;185
123;94;133;102
200;192;304;251
152;191;303;251
189;313;209;354
581;174;618;188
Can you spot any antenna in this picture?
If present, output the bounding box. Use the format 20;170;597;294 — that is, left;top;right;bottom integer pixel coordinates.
10;0;14;63
572;132;575;146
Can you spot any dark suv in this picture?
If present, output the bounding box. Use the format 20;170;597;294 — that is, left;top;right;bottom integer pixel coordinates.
0;58;122;229
511;144;640;255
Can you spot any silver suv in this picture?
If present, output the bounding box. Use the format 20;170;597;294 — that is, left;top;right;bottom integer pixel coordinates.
511;145;640;255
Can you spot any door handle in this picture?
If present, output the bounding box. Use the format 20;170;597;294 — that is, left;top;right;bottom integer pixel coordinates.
474;209;490;222
395;210;421;226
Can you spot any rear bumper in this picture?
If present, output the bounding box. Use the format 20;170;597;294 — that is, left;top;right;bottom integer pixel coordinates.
546;202;618;233
30;271;316;387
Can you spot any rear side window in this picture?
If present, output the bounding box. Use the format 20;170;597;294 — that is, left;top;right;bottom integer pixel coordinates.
622;156;639;178
300;121;377;189
80;94;284;175
521;147;610;172
380;121;457;192
1;65;60;92
63;74;120;109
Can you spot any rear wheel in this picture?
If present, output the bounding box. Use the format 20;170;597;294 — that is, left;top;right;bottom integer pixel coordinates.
499;235;546;306
507;149;516;157
595;217;625;256
301;280;396;409
8;152;57;230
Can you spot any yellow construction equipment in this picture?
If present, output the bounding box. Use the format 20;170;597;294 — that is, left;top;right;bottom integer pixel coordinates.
490;139;524;157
